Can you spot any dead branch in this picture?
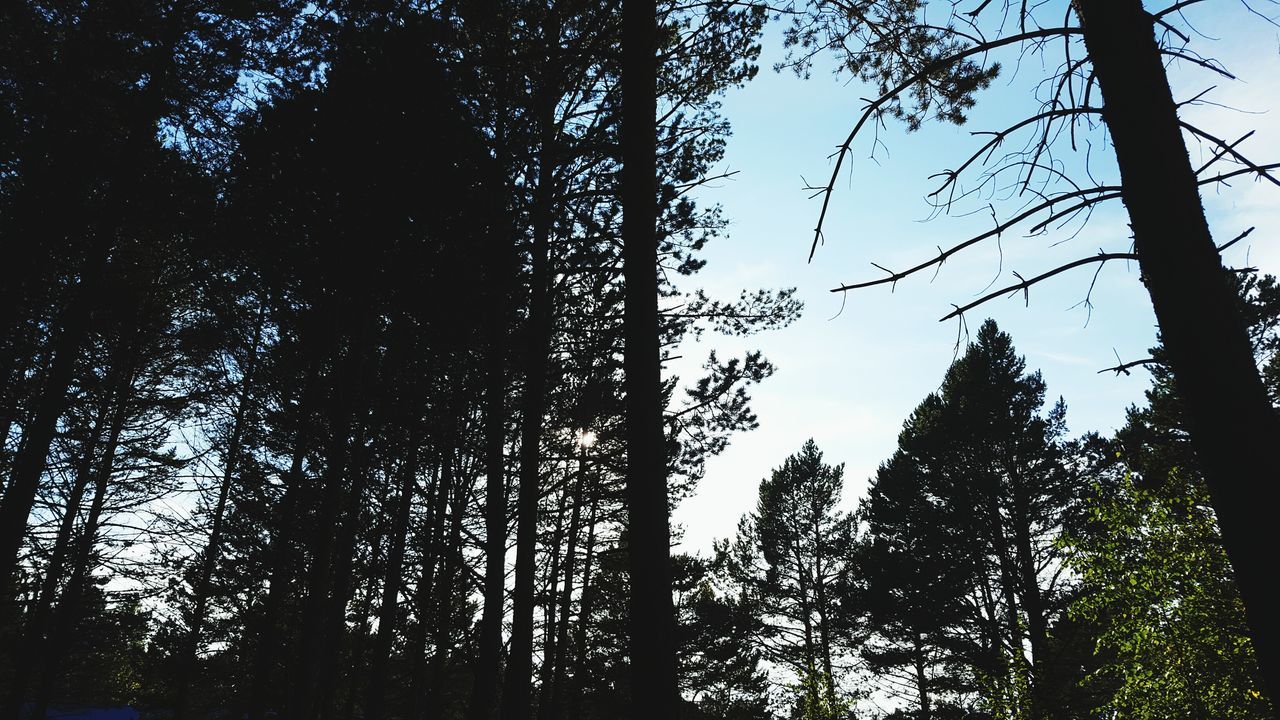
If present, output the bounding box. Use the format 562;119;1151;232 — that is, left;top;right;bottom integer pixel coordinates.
1180;120;1280;188
939;252;1138;321
808;26;1085;262
832;184;1120;293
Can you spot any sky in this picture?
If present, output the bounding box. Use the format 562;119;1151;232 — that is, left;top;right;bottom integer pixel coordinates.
671;1;1280;554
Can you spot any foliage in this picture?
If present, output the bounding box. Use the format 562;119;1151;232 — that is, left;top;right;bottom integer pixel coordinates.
1065;471;1270;720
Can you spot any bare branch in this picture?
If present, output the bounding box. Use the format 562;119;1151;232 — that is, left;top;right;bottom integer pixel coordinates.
939;252;1137;321
1218;226;1256;253
832;184;1119;293
1180;120;1280;188
1097;357;1159;376
808;26;1085;262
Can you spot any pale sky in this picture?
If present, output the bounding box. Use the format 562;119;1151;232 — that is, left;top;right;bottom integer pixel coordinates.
672;1;1280;554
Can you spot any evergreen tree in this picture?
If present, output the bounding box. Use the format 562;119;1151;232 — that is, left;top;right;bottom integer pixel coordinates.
852;320;1084;720
723;440;853;719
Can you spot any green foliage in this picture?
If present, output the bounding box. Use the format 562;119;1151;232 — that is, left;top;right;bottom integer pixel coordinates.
781;0;1000;129
788;667;851;720
1065;471;1270;720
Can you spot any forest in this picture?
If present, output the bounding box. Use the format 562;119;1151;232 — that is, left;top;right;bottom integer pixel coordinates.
0;0;1277;719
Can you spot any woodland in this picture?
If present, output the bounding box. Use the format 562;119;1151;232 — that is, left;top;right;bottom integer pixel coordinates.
0;1;1277;719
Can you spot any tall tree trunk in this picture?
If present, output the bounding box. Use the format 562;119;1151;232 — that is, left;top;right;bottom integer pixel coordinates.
501;7;561;714
1075;0;1280;701
247;440;307;720
468;143;514;720
1009;472;1051;719
568;476;601;720
811;509;838;710
0;373;112;717
548;452;587;720
290;315;369;720
317;428;373;720
409;461;447;720
30;384;126;720
0;263;100;613
793;548;821;713
173;306;264;720
425;449;463;717
914;633;932;720
365;445;419;720
538;473;572;716
622;0;678;715
983;482;1030;697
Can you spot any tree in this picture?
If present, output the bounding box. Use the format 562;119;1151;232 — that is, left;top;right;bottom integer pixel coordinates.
851;321;1085;720
856;440;979;720
786;0;1280;697
723;440;853;718
622;0;679;716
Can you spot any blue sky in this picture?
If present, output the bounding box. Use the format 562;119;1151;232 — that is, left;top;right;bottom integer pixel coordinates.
672;1;1280;553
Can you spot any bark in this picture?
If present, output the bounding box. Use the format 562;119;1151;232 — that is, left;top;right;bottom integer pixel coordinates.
290;315;369;720
914;633;932;720
409;461;447;720
622;0;678;715
468;152;514;720
1076;0;1280;702
317;431;373;720
537;476;572;716
425;450;464;717
568;476;601;720
811;510;838;709
246;440;307;719
793;546;821;712
0;377;109;717
1008;471;1051;719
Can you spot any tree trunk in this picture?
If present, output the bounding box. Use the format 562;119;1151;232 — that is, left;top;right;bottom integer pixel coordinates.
1008;471;1051;719
247;441;307;720
793;548;821;714
365;445;419;720
425;449;464;718
173;306;264;720
30;385;126;720
468;170;514;720
0;376;111;718
622;0;678;715
501;6;561;713
0;265;99;613
290;315;369;720
317;437;372;720
914;633;932;720
409;460;447;720
569;476;601;720
538;473;572;717
811;511;838;710
548;453;587;720
1076;0;1280;702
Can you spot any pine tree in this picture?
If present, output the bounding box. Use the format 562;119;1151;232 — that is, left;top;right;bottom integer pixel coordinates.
723;440;853;718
